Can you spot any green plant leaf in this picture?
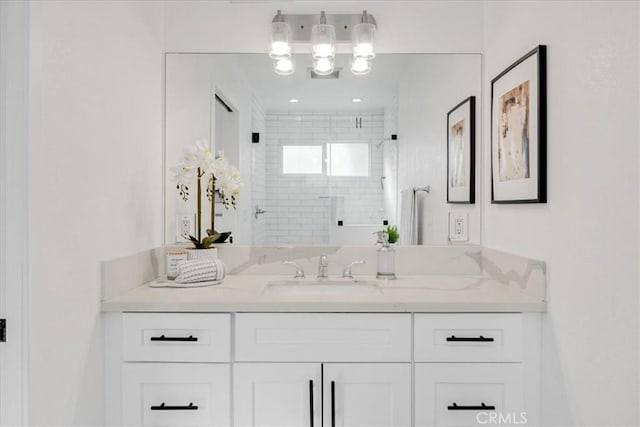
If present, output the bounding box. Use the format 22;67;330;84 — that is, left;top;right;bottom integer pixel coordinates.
385;225;399;244
201;235;217;249
188;235;204;249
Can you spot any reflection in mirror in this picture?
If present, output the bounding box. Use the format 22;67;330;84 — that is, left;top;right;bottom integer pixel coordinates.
165;54;481;246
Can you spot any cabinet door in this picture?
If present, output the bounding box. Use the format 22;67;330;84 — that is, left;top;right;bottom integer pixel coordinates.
415;363;524;427
234;363;321;427
122;363;230;427
323;364;411;427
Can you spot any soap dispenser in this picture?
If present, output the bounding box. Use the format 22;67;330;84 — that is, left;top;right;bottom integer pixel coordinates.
374;231;396;280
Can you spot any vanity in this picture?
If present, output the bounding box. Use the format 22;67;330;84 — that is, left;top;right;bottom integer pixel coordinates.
102;47;545;426
102;246;545;427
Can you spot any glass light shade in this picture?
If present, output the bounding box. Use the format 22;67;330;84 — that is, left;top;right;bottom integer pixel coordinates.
269;21;292;59
274;57;295;75
352;22;376;59
351;57;372;75
313;57;335;75
311;23;336;59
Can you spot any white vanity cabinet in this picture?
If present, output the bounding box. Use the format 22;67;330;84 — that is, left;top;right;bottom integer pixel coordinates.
233;362;411;427
105;312;539;427
413;314;538;427
234;313;412;427
105;312;232;427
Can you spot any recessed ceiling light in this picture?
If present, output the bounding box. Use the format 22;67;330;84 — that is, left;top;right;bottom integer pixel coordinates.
352;98;362;103
289;98;299;103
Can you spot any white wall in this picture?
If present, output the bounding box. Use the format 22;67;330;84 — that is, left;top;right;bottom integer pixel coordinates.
397;55;482;245
165;54;254;245
483;1;639;425
28;1;164;425
163;0;484;54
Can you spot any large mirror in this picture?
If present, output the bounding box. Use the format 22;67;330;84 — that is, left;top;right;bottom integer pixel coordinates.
165;53;481;246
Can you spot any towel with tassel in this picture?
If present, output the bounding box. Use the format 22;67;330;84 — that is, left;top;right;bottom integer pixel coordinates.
175;258;226;284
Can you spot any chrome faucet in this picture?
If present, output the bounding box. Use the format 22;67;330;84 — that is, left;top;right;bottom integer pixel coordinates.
317;254;329;278
283;260;305;278
342;260;366;278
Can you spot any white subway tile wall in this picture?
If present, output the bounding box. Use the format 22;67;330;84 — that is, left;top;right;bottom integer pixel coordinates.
251;96;267;244
261;111;386;244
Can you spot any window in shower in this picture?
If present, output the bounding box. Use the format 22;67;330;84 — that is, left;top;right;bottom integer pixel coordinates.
282;145;323;174
327;143;370;177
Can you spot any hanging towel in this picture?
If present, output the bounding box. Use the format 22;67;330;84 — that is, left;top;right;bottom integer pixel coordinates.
175;258;226;284
400;188;419;245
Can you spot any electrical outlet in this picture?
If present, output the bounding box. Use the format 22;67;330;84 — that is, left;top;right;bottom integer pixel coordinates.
449;212;469;242
176;214;195;243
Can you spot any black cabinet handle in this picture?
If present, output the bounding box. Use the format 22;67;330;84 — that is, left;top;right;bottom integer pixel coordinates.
309;380;314;427
150;334;198;342
150;402;198;411
448;402;495;411
446;335;494;342
331;380;336;427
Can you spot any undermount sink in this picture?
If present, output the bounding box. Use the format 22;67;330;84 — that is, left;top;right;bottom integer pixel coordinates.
263;279;382;296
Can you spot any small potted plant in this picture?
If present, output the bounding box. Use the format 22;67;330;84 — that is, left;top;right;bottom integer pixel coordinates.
384;225;399;244
172;139;242;259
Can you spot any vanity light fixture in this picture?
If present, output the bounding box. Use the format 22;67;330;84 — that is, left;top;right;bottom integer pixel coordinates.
274;57;295;75
352;98;362;103
288;98;299;103
351;57;372;75
311;11;336;75
269;10;292;59
352;10;376;60
270;10;295;75
269;10;376;77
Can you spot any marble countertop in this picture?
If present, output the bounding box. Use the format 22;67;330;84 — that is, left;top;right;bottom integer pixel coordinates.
101;274;546;313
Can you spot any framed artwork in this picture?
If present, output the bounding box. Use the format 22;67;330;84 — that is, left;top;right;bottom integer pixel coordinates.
491;45;547;203
447;96;475;204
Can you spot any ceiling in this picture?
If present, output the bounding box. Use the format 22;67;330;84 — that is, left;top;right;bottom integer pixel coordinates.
235;54;412;112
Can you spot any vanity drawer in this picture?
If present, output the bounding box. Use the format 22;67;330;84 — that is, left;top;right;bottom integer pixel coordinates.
414;313;523;362
122;363;230;427
235;313;411;362
415;363;524;427
122;313;230;362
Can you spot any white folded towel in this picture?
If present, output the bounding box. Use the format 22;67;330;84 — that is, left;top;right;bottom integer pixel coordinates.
175;258;226;284
400;188;419;245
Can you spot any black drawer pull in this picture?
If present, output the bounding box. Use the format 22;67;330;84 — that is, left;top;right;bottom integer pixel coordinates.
150;334;198;342
446;335;494;342
331;381;336;427
448;402;495;411
150;402;198;411
309;379;314;427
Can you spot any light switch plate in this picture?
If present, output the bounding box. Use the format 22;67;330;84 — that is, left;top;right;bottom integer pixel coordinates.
176;214;195;243
449;212;469;242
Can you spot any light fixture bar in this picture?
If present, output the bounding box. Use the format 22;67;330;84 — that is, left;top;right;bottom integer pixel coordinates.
273;12;376;42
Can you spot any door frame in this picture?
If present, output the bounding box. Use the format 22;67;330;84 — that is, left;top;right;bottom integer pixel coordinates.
0;1;29;425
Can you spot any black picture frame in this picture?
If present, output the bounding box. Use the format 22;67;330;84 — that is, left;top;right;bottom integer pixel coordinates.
447;96;475;204
491;45;547;204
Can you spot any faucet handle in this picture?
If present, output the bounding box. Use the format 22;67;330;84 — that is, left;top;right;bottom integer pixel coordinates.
342;260;366;278
283;260;305;278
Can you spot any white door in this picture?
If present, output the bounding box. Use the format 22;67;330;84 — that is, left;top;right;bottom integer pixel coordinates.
323;364;411;427
234;363;321;427
0;1;29;425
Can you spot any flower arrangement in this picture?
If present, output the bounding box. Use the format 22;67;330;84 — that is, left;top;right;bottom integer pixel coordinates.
172;139;242;249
